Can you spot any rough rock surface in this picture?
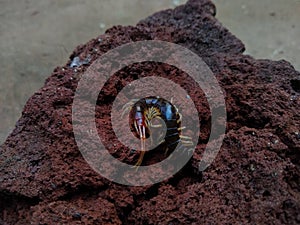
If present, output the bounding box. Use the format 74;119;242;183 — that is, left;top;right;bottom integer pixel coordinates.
0;0;299;224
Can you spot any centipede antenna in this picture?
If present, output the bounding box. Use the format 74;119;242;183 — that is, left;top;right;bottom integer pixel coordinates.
121;99;139;118
121;105;133;118
121;101;133;111
121;107;130;118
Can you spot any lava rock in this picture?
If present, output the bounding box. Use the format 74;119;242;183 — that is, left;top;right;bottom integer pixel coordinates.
0;0;299;224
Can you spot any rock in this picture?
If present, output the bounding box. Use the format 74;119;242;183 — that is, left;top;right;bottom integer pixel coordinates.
0;0;299;224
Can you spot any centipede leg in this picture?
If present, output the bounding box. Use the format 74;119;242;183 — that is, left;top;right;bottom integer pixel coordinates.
180;135;193;145
165;139;181;155
177;112;183;124
178;126;186;131
181;140;193;145
164;147;169;156
150;124;162;128
180;135;192;140
148;114;163;128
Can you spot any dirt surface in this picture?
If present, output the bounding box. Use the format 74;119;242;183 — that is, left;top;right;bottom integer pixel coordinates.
0;0;300;224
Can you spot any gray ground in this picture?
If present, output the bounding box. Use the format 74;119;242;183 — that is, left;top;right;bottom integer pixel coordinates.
0;0;299;144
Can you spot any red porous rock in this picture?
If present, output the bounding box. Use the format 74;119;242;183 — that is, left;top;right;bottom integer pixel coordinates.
0;0;299;224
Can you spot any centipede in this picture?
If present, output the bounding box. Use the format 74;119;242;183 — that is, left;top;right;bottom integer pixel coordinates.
122;96;193;167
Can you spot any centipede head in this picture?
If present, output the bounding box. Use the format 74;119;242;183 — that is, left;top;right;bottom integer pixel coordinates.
128;105;152;167
129;105;150;140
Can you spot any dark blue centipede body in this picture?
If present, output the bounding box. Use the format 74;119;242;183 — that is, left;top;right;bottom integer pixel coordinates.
129;96;182;151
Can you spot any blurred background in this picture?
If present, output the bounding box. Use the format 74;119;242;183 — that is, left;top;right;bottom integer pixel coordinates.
0;0;299;144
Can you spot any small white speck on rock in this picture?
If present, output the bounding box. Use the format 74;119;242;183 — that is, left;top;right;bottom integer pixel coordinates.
290;95;297;101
